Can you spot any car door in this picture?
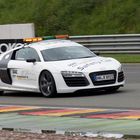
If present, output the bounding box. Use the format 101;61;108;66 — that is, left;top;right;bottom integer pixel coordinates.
8;47;41;89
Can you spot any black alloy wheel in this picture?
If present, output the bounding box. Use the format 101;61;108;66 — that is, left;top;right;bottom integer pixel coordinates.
39;70;56;97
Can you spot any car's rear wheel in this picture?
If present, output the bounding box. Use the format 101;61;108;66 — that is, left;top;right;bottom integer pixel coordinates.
39;70;56;97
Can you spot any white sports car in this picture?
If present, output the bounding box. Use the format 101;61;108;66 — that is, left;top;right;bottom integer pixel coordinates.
0;37;125;97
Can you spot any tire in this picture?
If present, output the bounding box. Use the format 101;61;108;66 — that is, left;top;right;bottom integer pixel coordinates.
105;86;120;93
39;70;56;97
0;91;4;96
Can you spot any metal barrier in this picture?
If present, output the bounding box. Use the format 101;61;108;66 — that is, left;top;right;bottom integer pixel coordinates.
0;34;140;54
69;34;140;54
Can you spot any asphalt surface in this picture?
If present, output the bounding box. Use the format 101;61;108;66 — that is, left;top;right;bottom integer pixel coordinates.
0;64;140;109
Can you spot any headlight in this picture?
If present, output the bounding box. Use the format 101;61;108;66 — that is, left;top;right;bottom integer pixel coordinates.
61;71;85;77
118;65;123;72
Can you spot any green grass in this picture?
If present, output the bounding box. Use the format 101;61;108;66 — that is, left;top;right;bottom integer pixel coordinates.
101;54;140;63
0;0;140;36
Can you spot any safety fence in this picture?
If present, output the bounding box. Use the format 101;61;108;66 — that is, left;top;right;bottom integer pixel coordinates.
0;34;140;54
70;34;140;54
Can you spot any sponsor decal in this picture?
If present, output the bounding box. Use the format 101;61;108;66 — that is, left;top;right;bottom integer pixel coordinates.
12;69;18;74
11;69;36;80
0;39;25;54
16;75;28;80
68;59;112;71
0;43;25;53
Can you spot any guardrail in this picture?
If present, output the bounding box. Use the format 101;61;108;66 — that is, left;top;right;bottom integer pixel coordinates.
69;34;140;54
0;34;140;54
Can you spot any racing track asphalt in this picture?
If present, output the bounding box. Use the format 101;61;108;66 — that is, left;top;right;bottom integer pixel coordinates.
0;64;140;109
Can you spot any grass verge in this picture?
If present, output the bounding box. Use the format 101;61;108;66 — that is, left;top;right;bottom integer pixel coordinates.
101;54;140;63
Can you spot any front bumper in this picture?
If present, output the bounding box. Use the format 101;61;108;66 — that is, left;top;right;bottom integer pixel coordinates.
53;70;125;93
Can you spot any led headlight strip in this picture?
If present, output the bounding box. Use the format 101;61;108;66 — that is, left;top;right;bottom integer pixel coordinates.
61;71;85;77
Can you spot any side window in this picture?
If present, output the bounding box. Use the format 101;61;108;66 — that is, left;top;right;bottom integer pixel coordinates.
15;47;40;61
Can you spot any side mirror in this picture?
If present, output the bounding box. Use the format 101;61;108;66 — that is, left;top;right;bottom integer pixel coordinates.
26;58;36;63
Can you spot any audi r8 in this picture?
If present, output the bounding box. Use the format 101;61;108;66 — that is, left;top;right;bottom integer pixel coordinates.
0;36;125;97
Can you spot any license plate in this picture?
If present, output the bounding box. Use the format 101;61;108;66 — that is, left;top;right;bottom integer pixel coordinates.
94;74;114;81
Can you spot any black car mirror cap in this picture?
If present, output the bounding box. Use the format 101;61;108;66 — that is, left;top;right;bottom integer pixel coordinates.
26;58;36;63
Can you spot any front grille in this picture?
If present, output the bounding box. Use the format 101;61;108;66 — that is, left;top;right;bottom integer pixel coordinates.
118;71;124;82
63;77;89;87
89;70;117;86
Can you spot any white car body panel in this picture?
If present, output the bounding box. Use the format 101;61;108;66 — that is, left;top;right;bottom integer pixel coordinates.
0;39;125;94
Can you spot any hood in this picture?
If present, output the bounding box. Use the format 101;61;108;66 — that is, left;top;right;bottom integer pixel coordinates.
46;56;121;73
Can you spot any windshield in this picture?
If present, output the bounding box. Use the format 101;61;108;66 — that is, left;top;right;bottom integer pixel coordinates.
41;46;96;61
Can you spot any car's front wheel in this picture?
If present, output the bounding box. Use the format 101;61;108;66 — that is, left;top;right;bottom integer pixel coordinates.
39;70;56;97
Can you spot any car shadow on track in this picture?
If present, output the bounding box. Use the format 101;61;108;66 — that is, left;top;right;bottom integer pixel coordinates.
2;89;125;98
55;89;125;98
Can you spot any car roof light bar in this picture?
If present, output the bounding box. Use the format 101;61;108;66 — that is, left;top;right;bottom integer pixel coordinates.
55;34;69;39
23;37;43;42
23;35;69;43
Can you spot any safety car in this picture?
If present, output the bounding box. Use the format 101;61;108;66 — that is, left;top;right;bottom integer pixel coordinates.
0;35;125;97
